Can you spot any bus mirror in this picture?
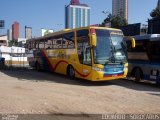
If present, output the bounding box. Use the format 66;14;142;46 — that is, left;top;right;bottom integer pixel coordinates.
89;34;97;47
89;28;97;47
131;38;135;48
125;36;136;48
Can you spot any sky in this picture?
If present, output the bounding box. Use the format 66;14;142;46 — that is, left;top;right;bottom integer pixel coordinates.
0;0;158;37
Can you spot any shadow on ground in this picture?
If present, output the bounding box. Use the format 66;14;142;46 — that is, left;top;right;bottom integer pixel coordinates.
0;68;160;94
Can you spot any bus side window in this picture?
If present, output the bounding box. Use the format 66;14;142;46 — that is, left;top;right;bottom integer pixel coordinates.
77;29;91;65
63;32;75;49
36;41;39;49
149;42;160;61
47;40;52;49
56;39;63;48
44;40;48;49
53;40;57;49
39;41;45;49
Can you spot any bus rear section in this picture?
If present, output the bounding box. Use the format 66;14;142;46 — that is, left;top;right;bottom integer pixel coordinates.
27;27;130;81
126;34;160;85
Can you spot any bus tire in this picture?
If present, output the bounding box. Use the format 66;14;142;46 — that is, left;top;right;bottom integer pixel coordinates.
35;62;41;71
67;65;75;80
156;81;160;87
134;68;142;82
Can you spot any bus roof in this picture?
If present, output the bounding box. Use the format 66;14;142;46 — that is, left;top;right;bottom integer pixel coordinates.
132;34;160;41
27;26;122;42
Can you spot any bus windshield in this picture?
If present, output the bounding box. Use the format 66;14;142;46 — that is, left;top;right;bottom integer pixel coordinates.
94;29;127;64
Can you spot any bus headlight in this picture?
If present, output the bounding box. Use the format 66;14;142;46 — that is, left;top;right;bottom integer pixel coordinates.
92;67;103;71
124;66;128;71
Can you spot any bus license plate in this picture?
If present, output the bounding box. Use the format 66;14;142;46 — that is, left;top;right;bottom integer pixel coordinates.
112;74;118;77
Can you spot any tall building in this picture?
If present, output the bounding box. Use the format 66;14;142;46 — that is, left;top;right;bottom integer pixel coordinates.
0;20;5;28
65;0;91;29
25;26;32;39
7;29;12;40
112;0;128;22
12;21;19;40
157;0;160;10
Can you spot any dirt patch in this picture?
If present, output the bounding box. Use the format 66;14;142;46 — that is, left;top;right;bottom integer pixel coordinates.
0;70;160;114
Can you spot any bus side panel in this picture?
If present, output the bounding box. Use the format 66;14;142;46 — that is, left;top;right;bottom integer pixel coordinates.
40;50;54;71
51;59;68;75
128;61;160;82
42;50;68;74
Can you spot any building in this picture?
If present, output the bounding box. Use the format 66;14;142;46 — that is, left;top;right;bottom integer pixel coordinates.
157;0;160;10
112;0;128;22
41;28;54;36
65;0;91;29
25;26;32;39
18;38;27;47
0;35;8;46
0;20;5;28
7;29;12;40
12;21;20;40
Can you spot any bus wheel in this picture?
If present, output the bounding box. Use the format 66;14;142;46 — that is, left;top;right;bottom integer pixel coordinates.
67;65;75;80
35;62;41;71
134;68;142;82
156;81;160;87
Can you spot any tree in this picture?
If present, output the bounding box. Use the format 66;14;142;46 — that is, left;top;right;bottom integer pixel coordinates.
101;13;128;28
101;13;112;26
150;7;160;19
111;15;128;28
8;40;18;47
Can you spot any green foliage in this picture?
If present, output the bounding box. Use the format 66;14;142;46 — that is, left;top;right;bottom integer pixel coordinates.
101;13;112;27
8;40;18;47
101;13;128;28
111;15;128;28
150;7;160;19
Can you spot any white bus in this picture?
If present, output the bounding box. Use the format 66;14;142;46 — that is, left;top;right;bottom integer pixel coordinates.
126;34;160;85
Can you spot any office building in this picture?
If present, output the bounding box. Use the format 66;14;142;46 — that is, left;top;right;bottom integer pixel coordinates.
0;20;5;28
158;0;160;10
25;26;32;39
7;29;12;40
0;35;8;46
12;21;20;40
112;0;128;22
65;0;91;29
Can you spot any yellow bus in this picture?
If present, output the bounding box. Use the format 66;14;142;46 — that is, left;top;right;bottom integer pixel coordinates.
26;26;134;81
